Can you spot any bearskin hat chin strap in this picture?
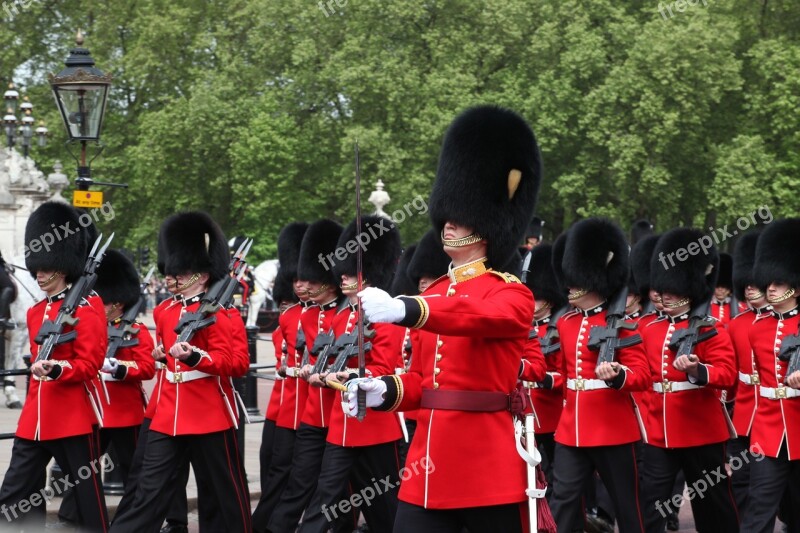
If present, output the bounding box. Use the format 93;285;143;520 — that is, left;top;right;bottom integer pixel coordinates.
767;287;795;304
440;230;484;248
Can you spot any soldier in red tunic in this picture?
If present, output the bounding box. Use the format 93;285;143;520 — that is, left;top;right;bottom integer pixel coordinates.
110;212;250;532
641;228;738;533
727;230;768;517
519;243;566;496
348;106;542;532
740;219;800;531
0;201;109;531
252;222;311;533
547;218;649;533
710;252;735;326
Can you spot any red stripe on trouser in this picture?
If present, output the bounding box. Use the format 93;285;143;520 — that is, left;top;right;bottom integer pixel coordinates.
87;434;108;533
223;431;250;531
630;443;645;532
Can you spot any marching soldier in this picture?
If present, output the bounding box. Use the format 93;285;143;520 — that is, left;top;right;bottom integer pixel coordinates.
740;219;800;532
524;216;545;250
548;217;649;533
110;211;251;532
253;222;311;532
630;219;654;246
711;252;735;326
641;228;738;532
728;230;768;517
297;214;406;532
520;243;566;494
0;201;109;531
349;105;541;532
267;219;351;533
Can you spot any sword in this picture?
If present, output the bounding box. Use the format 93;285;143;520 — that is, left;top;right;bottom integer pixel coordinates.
355;141;367;422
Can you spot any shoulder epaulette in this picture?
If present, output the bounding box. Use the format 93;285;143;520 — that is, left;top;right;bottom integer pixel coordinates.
487;271;521;284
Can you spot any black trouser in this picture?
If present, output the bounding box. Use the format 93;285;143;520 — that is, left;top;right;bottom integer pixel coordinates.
252;426;296;533
0;434;109;531
550;442;645;533
109;429;251;533
728;435;752;517
642;442;738;533
536;432;556;500
266;423;328;533
299;440;402;533
162;456;189;527
393;500;523;533
740;443;800;533
59;425;139;523
397;418;417;468
113;418;151;522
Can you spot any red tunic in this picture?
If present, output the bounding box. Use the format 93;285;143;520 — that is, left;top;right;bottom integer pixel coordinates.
327;305;405;447
711;300;732;326
392;270;533;509
217;307;251;426
275;303;310;430
554;307;650;447
144;297;179;420
265;326;284;422
525;318;563;434
748;309;800;459
642;316;736;448
396;327;417;422
99;321;156;428
149;295;236;436
630;312;661;432
300;301;339;428
730;309;763;437
18;294;107;440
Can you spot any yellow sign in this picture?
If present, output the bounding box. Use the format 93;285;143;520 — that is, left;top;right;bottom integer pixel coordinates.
72;190;104;208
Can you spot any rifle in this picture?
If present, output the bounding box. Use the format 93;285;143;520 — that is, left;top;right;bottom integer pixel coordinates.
538;305;570;356
105;266;155;360
328;315;375;375
172;238;253;344
587;287;640;365
34;234;115;362
298;327;310;368
309;328;337;376
667;300;718;357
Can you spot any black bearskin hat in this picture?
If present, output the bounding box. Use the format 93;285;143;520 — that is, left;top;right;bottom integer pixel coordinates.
156;224;168;276
428;105;542;268
277;222;309;280
25;201;87;283
524;244;567;309
733;231;760;302
650;228;718;304
160;211;229;282
408;229;451;285
390;244;418;297
332;215;401;291
717;253;733;290
631;219;654;245
526;217;545;241
272;269;298;305
95;249;141;311
550;232;568;293
558;218;629;300
297;219;343;285
753;218;800;290
630;234;660;302
502;250;524;278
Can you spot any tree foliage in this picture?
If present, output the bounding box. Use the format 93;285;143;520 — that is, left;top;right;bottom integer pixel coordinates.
2;0;798;258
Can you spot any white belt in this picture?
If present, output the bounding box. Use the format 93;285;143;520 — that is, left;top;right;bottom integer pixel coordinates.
653;381;701;393
739;371;760;386
100;373;121;382
522;381;540;389
395;367;405;375
155;361;166;370
566;378;608;391
166;370;213;384
759;386;800;400
285;367;302;378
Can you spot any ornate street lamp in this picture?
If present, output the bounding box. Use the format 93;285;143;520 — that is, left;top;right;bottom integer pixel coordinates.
3;82;19;114
2;106;16;148
49;31;117;191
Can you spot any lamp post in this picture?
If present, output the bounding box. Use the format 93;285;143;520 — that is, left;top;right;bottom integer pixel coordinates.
48;30;123;192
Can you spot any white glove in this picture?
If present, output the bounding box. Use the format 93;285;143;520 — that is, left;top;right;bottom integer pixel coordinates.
342;378;387;417
358;287;406;324
101;358;119;373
